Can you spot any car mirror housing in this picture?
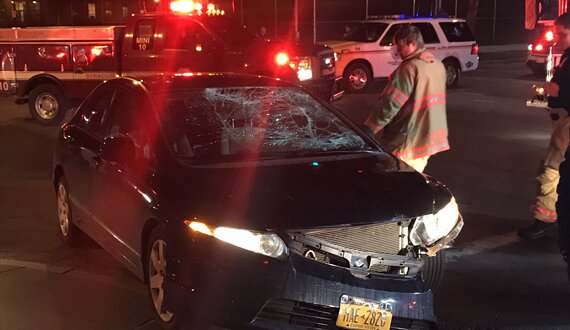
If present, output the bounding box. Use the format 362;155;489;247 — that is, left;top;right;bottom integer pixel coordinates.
100;135;136;166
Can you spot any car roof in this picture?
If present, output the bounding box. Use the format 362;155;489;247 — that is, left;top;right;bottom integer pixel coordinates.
361;17;466;24
109;73;298;93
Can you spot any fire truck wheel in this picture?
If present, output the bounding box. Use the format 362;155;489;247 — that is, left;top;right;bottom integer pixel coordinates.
421;250;446;291
443;59;460;88
29;84;68;126
344;62;371;93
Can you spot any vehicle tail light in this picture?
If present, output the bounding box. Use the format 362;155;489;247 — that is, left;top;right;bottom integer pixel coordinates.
471;43;479;55
535;43;545;52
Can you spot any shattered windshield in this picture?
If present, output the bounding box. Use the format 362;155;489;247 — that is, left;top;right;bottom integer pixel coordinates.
157;86;375;161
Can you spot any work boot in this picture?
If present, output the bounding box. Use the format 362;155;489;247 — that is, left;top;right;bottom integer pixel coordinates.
517;220;556;240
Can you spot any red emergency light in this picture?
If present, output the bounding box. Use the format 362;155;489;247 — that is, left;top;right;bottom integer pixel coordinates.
275;52;290;66
169;0;224;16
545;30;555;42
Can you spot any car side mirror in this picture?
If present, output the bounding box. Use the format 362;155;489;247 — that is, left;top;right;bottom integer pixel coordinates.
100;135;136;166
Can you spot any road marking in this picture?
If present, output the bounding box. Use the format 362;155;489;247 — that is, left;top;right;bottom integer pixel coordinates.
446;231;522;258
0;258;146;294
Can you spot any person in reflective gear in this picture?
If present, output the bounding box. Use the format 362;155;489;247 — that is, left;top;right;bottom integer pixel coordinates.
519;13;570;240
364;24;449;173
557;132;570;281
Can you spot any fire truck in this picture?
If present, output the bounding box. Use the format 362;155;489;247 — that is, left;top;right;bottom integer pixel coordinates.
526;0;568;75
0;1;342;125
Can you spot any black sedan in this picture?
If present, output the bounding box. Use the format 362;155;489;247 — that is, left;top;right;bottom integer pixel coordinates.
53;73;463;330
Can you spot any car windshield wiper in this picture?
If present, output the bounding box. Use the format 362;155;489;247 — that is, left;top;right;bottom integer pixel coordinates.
272;149;380;159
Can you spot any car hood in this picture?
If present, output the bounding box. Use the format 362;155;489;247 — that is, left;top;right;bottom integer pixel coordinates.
158;153;449;231
319;40;362;51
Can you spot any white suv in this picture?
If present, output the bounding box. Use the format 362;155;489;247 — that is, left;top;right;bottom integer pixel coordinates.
322;17;479;93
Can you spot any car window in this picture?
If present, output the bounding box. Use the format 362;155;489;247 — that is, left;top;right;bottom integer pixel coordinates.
439;22;475;42
413;23;440;44
164;19;215;50
343;23;388;42
380;22;439;46
132;19;156;51
107;90;156;165
380;23;401;46
74;88;115;138
157;86;375;160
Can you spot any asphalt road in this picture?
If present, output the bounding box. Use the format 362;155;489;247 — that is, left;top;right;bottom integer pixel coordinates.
1;60;569;329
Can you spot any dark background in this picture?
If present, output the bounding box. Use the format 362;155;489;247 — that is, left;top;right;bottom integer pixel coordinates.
0;0;528;45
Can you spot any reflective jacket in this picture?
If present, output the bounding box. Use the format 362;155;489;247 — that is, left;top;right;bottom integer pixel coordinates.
367;49;449;160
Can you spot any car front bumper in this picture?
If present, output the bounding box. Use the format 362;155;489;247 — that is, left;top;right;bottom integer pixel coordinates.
163;236;437;329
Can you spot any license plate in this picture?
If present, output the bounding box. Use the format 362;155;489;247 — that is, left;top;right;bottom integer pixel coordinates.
336;295;392;330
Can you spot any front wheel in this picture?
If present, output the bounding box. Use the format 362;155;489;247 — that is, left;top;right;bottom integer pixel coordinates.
343;62;372;93
421;250;446;291
146;225;180;329
29;83;68;126
56;176;82;245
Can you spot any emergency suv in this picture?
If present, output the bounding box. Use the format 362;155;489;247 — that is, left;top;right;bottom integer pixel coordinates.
322;17;479;93
0;2;342;125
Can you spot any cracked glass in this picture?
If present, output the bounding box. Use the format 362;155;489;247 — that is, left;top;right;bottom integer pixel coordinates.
158;86;374;160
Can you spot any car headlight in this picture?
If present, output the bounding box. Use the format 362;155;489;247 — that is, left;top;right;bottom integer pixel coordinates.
409;197;463;249
185;221;288;259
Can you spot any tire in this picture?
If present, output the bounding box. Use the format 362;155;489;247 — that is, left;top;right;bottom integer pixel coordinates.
56;176;82;245
443;59;460;88
343;62;372;93
29;83;68;126
146;225;180;329
421;250;446;291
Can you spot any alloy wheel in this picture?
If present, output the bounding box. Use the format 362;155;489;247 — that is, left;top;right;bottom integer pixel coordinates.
348;68;368;90
149;238;174;322
57;183;69;237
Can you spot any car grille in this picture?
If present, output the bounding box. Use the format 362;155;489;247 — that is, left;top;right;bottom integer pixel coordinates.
251;299;436;330
305;221;402;255
296;221;406;274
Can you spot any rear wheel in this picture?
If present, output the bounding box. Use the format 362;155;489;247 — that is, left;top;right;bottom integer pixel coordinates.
421;251;446;291
443;59;460;88
344;62;371;93
29;83;68;126
146;225;180;329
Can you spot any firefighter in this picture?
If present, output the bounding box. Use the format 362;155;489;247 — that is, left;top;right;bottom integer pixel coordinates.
363;24;449;173
558;134;570;280
518;12;570;240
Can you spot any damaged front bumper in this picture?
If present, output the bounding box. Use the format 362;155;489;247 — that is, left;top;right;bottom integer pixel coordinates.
163;237;437;329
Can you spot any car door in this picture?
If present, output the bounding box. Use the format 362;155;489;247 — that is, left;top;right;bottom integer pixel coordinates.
376;23;403;77
413;22;443;62
160;18;223;72
61;87;115;231
90;86;158;273
376;22;442;77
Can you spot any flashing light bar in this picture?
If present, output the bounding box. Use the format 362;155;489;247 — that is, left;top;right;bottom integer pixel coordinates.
169;0;225;16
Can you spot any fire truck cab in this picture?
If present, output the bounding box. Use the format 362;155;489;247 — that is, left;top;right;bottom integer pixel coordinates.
0;1;342;125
